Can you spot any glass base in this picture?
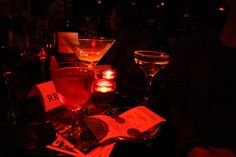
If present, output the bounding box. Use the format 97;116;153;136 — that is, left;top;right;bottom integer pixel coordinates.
61;125;99;153
134;95;158;107
143;96;156;106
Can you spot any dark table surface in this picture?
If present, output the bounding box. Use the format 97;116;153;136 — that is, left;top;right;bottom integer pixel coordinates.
0;93;176;157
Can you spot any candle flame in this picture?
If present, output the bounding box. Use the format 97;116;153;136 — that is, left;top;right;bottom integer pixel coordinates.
96;87;112;92
102;70;117;80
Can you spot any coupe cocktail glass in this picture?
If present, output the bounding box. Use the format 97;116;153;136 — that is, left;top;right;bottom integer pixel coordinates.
50;61;95;143
134;50;169;104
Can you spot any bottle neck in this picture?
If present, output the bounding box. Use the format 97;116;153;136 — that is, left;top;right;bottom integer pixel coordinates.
63;0;75;31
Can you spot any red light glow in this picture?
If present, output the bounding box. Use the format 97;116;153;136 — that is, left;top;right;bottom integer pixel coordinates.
217;7;225;11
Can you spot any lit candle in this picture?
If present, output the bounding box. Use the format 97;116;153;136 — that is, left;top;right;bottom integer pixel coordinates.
101;69;117;80
93;79;116;104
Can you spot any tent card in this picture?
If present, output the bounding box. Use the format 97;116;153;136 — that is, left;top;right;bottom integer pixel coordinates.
28;81;61;112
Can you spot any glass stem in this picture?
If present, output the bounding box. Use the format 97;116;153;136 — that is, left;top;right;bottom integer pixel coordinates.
144;75;154;102
39;48;47;81
41;60;46;81
71;109;86;132
3;69;17;124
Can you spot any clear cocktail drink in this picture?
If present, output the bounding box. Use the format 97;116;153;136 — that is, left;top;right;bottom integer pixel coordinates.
74;38;116;65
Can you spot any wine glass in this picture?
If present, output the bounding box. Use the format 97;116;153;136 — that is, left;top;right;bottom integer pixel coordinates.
73;37;116;65
30;16;55;81
50;59;95;146
0;12;30;124
134;50;170;104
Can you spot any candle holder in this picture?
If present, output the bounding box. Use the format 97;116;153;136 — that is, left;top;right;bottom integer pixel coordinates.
92;79;116;104
101;69;117;80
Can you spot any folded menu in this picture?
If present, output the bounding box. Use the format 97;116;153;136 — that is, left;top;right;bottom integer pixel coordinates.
46;132;116;157
85;106;166;143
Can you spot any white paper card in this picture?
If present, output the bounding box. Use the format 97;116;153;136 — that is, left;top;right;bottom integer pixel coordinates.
29;81;61;112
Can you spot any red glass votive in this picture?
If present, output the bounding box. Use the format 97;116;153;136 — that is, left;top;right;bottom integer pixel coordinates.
101;69;117;80
92;79;116;104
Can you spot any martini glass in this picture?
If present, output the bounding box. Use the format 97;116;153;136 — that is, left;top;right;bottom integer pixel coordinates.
74;37;116;65
134;50;170;105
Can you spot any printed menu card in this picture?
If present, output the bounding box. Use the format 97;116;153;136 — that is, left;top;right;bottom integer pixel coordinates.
85;106;166;143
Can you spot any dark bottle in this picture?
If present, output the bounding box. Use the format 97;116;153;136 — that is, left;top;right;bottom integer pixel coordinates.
0;13;23;69
54;0;78;62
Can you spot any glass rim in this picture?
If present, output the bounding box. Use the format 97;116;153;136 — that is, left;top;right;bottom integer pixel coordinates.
51;62;95;70
134;50;169;57
78;36;116;42
134;50;167;53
